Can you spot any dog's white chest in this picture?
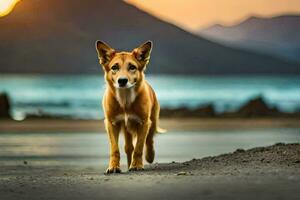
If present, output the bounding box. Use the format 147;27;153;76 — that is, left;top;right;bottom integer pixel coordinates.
116;88;136;108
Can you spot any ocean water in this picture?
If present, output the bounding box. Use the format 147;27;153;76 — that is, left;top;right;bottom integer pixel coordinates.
0;74;300;119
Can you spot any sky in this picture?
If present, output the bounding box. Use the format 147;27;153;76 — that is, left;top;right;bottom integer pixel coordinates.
125;0;300;31
0;0;20;17
0;0;299;31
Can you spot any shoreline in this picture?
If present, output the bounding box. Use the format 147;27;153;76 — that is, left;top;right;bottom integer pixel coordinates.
1;117;300;133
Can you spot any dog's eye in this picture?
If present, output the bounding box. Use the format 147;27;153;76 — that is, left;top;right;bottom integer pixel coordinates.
128;64;137;71
111;65;119;72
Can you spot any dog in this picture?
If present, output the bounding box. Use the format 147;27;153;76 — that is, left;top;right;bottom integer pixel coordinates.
95;40;165;174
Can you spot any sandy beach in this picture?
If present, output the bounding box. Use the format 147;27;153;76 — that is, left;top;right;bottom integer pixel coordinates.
1;118;300;199
0;143;299;200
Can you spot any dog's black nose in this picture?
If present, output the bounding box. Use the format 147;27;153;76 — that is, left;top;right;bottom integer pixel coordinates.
118;78;128;87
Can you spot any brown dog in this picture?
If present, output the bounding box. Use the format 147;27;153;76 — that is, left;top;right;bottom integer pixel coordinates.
95;40;165;173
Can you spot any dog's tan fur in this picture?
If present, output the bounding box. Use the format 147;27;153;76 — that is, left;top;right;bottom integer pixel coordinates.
95;40;164;173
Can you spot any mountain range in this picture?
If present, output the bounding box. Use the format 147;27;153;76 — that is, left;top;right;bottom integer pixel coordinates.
0;0;299;74
199;15;300;63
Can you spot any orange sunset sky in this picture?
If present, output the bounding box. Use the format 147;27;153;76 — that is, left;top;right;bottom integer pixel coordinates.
126;0;300;31
1;0;300;32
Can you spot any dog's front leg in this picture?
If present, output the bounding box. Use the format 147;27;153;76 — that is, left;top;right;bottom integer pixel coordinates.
129;119;151;171
105;119;121;174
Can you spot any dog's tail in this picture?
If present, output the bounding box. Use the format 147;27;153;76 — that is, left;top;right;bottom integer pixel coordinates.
156;126;167;134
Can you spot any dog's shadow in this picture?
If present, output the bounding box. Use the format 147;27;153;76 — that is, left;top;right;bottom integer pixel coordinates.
104;162;188;176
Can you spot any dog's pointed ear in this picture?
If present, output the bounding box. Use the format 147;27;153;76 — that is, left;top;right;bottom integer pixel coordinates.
133;41;153;67
95;40;116;66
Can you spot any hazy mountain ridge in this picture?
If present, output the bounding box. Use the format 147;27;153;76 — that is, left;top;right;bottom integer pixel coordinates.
199;15;300;63
0;0;299;74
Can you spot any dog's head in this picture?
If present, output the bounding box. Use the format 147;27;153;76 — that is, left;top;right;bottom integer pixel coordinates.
95;41;152;89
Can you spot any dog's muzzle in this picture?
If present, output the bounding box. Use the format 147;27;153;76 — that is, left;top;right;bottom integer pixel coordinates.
118;78;128;87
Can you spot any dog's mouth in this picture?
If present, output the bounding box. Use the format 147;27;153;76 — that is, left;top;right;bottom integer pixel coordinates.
118;82;127;88
115;82;136;89
114;77;137;89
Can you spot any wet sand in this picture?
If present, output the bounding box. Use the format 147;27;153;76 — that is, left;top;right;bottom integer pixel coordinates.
1;118;300;133
0;143;299;200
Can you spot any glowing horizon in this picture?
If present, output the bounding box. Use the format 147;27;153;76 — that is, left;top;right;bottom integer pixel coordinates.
0;0;21;17
125;0;300;31
0;0;299;32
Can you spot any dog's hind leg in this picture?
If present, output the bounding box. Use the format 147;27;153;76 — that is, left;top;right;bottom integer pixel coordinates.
145;123;156;163
145;100;160;164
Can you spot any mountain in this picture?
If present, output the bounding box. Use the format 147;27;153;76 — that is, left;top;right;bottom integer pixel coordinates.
0;0;299;74
199;15;300;63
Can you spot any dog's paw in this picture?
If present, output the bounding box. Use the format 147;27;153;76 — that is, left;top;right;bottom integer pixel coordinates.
145;148;155;164
128;166;144;172
105;167;121;174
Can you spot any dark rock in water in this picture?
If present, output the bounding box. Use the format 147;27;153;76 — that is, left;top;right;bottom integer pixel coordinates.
194;104;215;117
160;107;190;118
160;98;300;118
236;96;279;117
0;93;11;118
26;111;73;120
160;104;215;118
